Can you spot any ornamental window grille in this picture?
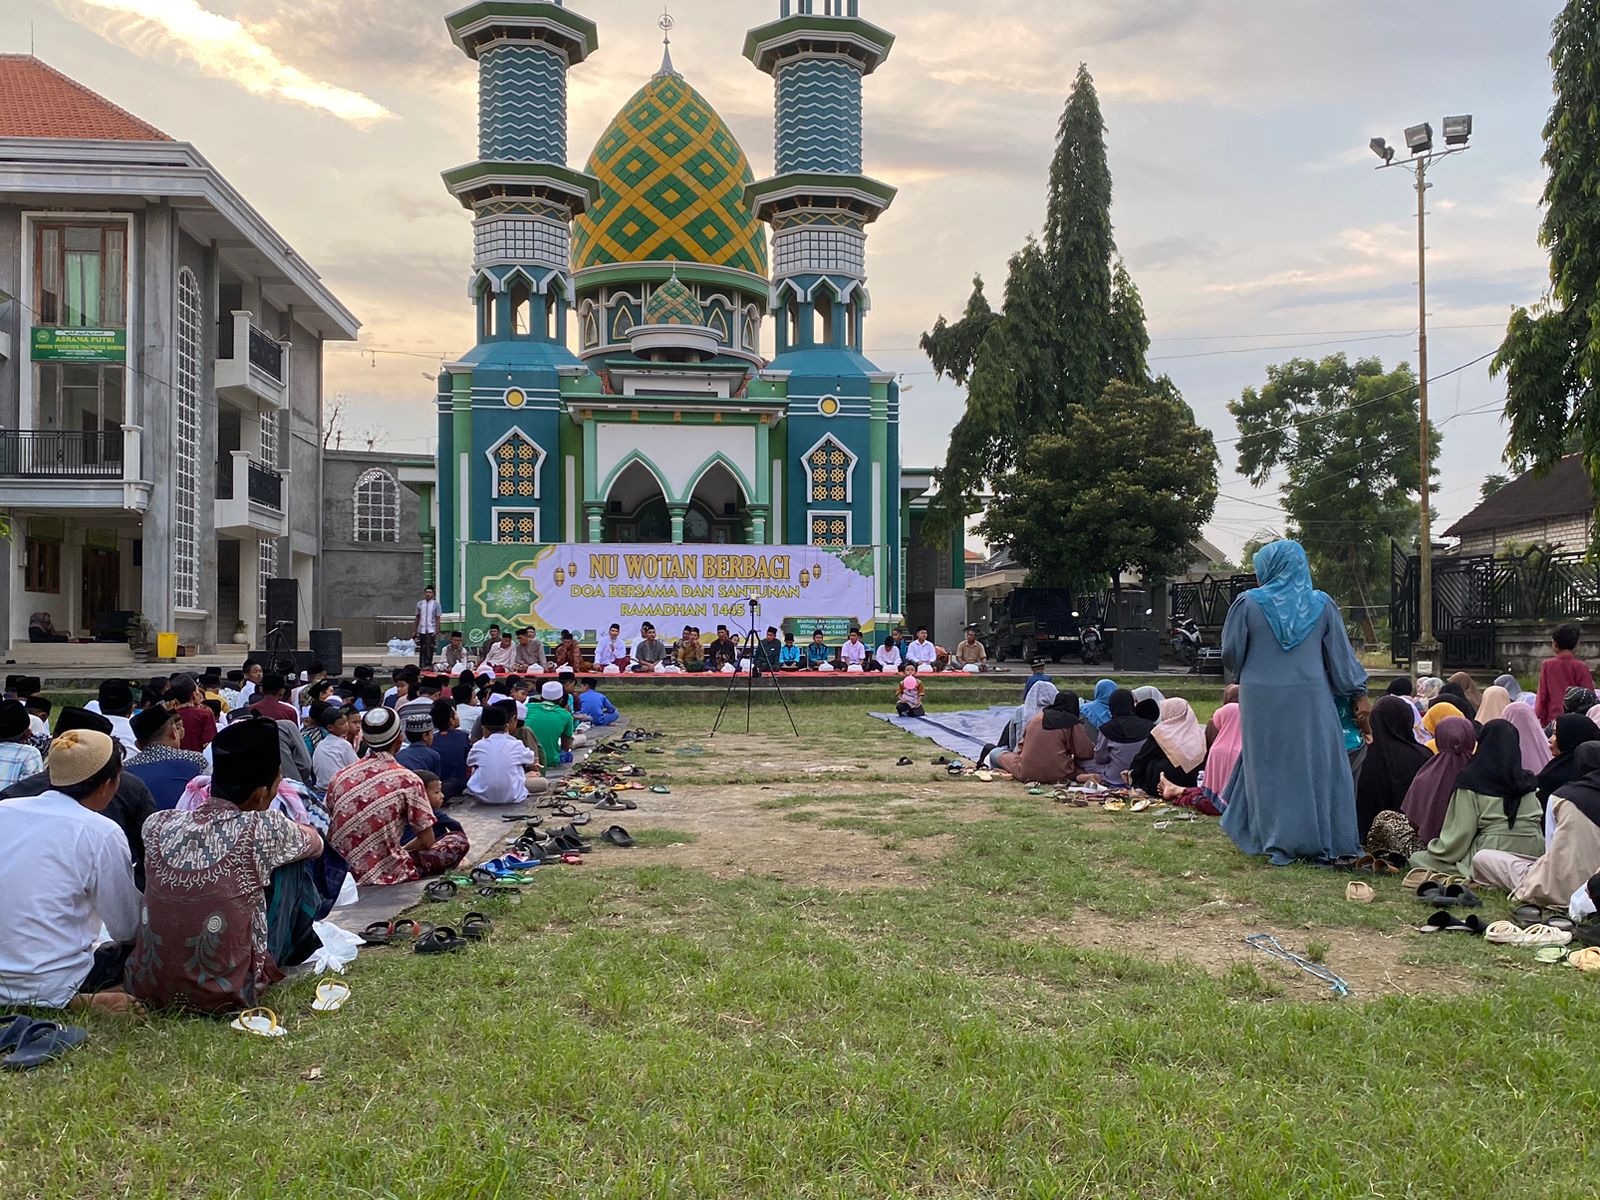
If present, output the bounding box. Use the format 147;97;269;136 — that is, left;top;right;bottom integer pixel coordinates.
805;435;854;504
353;468;400;543
489;430;543;499
173;267;202;610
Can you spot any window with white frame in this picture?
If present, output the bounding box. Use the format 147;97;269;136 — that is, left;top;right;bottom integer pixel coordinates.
494;507;540;544
259;409;279;470
353;468;400;543
257;538;277;622
487;429;544;499
809;512;850;548
173;268;202;610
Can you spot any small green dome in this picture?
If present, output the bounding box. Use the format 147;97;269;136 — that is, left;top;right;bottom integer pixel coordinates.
643;273;705;327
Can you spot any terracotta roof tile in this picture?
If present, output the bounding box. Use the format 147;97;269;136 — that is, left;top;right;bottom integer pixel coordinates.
1445;454;1596;537
0;55;171;142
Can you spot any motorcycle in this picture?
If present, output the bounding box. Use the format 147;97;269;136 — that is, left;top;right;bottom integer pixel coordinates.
1078;612;1105;666
1170;617;1202;668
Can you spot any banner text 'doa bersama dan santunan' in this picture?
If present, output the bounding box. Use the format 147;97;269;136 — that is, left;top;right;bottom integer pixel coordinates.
465;543;878;643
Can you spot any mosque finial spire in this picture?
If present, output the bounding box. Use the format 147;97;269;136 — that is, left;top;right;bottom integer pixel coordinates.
655;4;677;77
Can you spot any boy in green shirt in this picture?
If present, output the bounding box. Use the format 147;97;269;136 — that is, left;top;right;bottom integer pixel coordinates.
524;680;576;767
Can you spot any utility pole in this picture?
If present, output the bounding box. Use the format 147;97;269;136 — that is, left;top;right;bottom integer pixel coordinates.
1369;116;1472;678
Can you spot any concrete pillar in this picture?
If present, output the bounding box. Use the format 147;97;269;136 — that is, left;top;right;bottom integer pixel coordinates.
238;535;259;644
584;503;604;542
668;504;688;545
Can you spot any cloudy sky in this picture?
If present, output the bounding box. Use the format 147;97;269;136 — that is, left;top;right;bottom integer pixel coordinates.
10;0;1565;556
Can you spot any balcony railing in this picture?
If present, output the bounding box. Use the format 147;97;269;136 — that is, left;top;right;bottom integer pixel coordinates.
248;324;285;383
216;453;283;511
248;459;283;509
0;430;124;478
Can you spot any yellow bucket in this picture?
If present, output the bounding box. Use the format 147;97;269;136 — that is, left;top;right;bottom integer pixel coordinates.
156;632;179;659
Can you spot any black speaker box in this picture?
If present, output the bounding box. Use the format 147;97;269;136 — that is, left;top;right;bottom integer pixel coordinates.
1113;628;1161;673
308;629;344;676
265;578;298;647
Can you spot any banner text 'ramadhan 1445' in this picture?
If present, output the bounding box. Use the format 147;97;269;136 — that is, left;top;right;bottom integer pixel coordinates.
465;544;879;644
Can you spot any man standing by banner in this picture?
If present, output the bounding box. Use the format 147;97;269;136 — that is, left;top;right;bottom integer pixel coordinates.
414;586;442;669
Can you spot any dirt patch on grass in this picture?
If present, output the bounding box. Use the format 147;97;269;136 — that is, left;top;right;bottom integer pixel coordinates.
608;781;967;890
1018;906;1478;1001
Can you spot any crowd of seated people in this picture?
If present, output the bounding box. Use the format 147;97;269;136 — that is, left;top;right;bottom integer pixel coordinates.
0;650;637;1020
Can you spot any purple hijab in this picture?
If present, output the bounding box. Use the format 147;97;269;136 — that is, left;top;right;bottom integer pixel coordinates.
1501;702;1553;773
1401;716;1476;843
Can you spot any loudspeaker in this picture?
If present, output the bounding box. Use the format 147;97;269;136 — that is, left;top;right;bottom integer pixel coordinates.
265;578;298;647
1113;628;1161;673
1115;590;1150;631
309;629;344;676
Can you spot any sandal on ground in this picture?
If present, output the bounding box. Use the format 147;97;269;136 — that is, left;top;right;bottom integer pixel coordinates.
460;912;492;941
415;928;468;954
1485;921;1572;947
1419;910;1485;934
1566;946;1600;971
1512;904;1543;927
896;757;913;766
602;825;636;848
1533;944;1570;965
1346;881;1376;903
311;980;351;1013
360;921;395;946
424;879;457;903
0;1020;89;1070
477;885;521;899
1401;867;1431;893
594;798;627;812
229;1007;286;1038
649;785;671;795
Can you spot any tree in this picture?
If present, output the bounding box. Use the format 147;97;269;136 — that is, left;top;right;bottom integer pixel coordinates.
1493;0;1600;545
1229;354;1439;641
921;65;1152;530
1240;530;1283;567
1480;473;1511;502
979;380;1218;589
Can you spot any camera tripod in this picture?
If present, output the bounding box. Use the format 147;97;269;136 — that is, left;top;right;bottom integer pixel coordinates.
709;605;799;739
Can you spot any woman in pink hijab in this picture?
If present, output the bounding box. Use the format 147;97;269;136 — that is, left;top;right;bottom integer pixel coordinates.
1502;702;1554;773
1205;701;1243;798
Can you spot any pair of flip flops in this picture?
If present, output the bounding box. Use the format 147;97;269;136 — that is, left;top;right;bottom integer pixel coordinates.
1418;910;1488;934
1416;881;1481;907
0;1013;88;1071
1512;905;1576;932
1402;867;1464;893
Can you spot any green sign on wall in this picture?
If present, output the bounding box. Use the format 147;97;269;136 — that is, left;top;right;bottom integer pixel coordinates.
31;327;126;362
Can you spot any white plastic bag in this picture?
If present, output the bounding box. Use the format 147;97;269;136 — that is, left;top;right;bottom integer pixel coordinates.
334;873;360;908
387;637;417;657
309;921;364;975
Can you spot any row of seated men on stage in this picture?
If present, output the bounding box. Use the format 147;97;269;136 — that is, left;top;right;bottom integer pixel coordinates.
427;623;991;676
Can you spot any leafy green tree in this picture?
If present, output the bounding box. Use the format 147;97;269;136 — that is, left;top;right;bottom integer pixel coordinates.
979;380;1218;590
921;65;1153;530
1241;530;1283;566
1229;354;1439;640
1480;473;1511;502
1493;0;1600;538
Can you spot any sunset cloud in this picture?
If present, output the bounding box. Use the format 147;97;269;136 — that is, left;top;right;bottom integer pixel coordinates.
58;0;393;123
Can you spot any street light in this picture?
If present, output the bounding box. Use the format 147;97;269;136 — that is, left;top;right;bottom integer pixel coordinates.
1368;114;1473;678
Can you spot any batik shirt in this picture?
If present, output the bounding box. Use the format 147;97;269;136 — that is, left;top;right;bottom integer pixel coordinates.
126;798;319;1013
326;752;436;885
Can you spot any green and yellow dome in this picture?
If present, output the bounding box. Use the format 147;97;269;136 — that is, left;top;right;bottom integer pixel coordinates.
642;272;706;326
572;69;768;278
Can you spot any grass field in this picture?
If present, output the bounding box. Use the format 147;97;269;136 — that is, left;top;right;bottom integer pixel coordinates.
4;694;1596;1199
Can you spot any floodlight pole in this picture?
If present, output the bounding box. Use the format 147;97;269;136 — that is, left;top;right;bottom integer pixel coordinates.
1375;141;1466;675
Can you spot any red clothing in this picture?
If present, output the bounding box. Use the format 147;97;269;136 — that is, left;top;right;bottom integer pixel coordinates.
326;752;437;886
250;697;298;724
127;799;319;1013
1536;653;1595;725
176;704;217;752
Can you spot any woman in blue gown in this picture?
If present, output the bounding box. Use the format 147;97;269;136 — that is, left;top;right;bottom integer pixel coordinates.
1220;540;1368;865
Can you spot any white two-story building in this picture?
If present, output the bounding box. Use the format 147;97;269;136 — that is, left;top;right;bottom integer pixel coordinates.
0;55;358;656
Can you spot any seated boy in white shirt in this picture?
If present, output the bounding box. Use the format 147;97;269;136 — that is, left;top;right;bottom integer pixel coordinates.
465;703;550;805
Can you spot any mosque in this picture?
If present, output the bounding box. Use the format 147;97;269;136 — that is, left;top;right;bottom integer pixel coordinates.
431;0;965;637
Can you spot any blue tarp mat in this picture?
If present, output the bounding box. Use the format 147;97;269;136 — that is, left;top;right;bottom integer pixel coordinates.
868;705;1016;760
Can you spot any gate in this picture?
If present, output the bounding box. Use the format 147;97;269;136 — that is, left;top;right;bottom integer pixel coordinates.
1389;541;1501;669
1170;573;1258;630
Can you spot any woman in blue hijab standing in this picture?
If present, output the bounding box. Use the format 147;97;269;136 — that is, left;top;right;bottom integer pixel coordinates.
1220;540;1368;865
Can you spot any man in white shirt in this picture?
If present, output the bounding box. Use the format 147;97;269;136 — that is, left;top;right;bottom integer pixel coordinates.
839;628;869;671
0;729;142;1013
414;586;443;669
312;708;360;790
465;704;547;805
483;632;518;673
95;679;140;759
905;627;940;673
593;623;630;672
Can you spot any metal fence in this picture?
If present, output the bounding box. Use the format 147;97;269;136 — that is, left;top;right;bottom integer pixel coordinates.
1390;542;1600;667
1170;573;1259;628
0;430;124;478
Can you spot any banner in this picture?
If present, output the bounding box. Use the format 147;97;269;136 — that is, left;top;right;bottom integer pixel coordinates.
31;327;126;362
464;543;878;645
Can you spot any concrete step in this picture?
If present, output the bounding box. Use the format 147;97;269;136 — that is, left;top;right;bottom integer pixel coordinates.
7;642;134;667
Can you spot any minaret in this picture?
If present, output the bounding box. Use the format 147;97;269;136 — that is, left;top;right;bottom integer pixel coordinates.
442;0;600;347
435;1;599;615
745;0;901;616
744;0;895;358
